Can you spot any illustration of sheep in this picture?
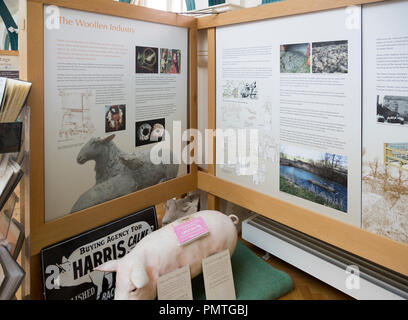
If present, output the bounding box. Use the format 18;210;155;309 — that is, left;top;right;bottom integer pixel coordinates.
76;135;130;184
119;148;179;191
70;134;179;213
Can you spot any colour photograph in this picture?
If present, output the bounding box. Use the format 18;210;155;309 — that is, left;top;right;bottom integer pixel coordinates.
312;40;348;73
136;46;159;73
135;118;165;147
384;143;408;172
362;142;408;244
160;48;181;74
280;43;310;73
280;144;348;213
376;95;408;126
105;104;126;133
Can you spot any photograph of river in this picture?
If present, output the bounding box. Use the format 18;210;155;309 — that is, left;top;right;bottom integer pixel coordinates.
280;145;348;213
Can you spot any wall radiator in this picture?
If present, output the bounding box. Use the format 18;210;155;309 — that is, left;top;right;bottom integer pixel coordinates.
242;214;408;300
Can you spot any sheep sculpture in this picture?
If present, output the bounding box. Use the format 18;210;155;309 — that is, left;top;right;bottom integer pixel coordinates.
70;134;179;213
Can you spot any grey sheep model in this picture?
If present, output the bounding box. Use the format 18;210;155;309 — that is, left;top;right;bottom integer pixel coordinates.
70;134;179;213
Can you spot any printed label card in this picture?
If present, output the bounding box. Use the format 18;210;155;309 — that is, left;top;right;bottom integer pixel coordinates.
157;265;193;300
202;249;236;300
173;216;209;246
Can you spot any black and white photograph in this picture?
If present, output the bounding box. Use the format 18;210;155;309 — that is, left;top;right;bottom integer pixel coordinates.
376;95;408;126
136;46;159;73
222;80;258;99
312;40;348;73
135;118;165;147
105;104;126;133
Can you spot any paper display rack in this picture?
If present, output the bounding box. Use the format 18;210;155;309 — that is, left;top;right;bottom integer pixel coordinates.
0;104;30;300
16;105;30;299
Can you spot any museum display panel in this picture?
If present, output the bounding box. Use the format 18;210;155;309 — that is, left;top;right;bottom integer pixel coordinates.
43;6;189;221
197;0;408;281
215;7;362;227
362;0;408;244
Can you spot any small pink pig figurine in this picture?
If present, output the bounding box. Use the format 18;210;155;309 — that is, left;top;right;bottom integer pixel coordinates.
95;210;238;300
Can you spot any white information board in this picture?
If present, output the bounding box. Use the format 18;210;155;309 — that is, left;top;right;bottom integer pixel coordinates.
362;0;408;244
44;6;188;221
216;7;362;227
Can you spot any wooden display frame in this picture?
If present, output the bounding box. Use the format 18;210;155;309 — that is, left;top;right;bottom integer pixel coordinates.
197;0;408;278
17;0;408;300
19;0;197;299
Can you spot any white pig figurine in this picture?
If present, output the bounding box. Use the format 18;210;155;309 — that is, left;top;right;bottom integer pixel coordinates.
95;210;238;300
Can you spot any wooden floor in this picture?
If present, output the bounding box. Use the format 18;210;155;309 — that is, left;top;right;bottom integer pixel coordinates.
156;203;352;300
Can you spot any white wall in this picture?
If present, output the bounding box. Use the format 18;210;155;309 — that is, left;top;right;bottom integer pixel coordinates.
243;0;262;7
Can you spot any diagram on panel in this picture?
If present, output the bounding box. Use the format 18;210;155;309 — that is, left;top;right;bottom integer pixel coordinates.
222;80;258;100
58;90;95;142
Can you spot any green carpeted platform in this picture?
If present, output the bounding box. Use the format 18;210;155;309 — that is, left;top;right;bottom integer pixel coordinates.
192;240;293;300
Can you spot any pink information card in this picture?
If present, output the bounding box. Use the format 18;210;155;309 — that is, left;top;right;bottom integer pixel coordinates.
173;217;209;246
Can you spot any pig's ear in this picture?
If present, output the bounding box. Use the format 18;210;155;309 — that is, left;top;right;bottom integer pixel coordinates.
94;259;119;272
130;266;149;289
